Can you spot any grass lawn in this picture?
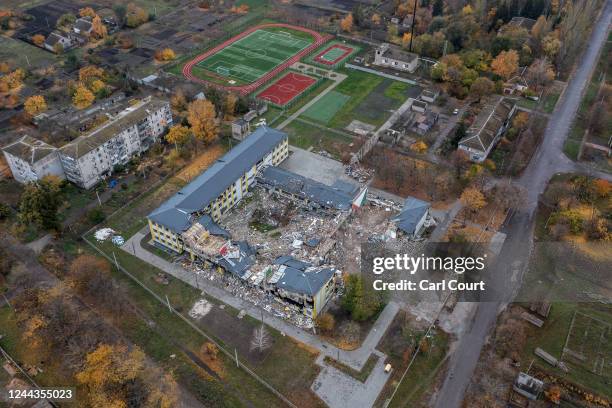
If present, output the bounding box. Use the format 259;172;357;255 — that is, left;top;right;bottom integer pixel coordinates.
518;302;612;399
564;31;611;161
375;311;450;408
542;91;560;113
315;69;419;130
0;36;55;69
302;91;351;123
0;306;84;396
284;119;358;159
87;238;323;407
323;354;379;382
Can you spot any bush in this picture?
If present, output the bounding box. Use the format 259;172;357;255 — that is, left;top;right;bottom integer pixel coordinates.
87;208;105;224
0;203;10;219
120;182;128;190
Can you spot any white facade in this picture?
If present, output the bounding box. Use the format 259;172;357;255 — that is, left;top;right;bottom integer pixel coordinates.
374;43;419;73
59;97;172;189
2;136;66;184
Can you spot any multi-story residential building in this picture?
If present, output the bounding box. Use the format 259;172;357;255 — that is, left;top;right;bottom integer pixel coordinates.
148;125;289;253
2;135;66;184
373;43;420;73
58;97;171;189
458;97;516;162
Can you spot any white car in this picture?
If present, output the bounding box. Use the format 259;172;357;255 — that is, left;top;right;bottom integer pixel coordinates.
452;108;459;115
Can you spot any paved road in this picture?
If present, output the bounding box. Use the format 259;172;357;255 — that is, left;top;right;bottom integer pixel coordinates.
433;4;612;407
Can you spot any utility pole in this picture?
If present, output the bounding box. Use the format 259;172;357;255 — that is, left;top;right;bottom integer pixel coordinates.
96;190;102;206
408;0;418;52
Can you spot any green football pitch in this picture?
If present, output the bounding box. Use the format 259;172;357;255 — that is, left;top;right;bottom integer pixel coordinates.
196;28;314;84
302;91;351;123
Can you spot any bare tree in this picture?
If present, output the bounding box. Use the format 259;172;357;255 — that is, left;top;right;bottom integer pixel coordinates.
250;325;271;352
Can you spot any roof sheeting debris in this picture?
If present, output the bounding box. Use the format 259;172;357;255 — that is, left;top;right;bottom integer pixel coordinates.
259;166;359;211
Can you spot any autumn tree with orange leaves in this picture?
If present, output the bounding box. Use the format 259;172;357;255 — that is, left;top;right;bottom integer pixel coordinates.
79;7;96;18
32;34;45;46
24;95;47;116
91;15;107;38
188;99;218;145
340;13;353;32
72;84;95;109
76;344;178;408
491;50;519;80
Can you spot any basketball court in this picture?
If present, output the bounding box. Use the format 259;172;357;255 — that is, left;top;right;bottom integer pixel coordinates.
257;72;317;106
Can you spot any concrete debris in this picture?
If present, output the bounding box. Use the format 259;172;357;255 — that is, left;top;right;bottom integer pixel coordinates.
345;164;373;183
188;298;213;319
238;309;246;319
95;228;115;241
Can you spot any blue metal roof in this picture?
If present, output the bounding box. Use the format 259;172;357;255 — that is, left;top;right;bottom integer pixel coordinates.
148;126;287;233
392;197;430;234
196;214;230;238
259;167;358;211
274;256;335;296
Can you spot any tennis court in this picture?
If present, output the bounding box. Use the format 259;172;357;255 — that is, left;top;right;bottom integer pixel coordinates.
313;44;354;65
196;28;314;84
257;72;317;106
302;91;351;123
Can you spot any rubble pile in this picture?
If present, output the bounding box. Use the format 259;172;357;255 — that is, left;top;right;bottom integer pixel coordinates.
223;188;345;265
185;259;318;329
345;164;373;183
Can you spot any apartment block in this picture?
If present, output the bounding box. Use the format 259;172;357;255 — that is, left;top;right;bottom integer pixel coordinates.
2;135;66;184
58;97;172;189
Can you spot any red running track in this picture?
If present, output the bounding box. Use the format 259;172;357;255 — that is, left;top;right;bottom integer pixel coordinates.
182;23;330;95
257;72;316;106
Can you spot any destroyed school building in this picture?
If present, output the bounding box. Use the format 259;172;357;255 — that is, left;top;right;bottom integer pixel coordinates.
458;97;516;162
148;126;367;318
2;97;172;188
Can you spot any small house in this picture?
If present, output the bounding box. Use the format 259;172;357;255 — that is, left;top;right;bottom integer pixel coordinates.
392;197;431;238
458;97;516;162
373;43;419;73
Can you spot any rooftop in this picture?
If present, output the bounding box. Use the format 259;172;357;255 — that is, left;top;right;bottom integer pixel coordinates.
392;197;430;234
148;126;288;233
2;135;57;164
60;97;169;159
271;256;335;296
379;43;418;63
459;97;515;153
259;166;359;211
507;16;537;30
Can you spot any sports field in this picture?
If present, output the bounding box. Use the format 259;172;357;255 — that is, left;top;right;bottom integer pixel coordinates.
314;44;354;65
302;91;351;123
197;28;313;83
182;23;328;94
257;72;316;106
